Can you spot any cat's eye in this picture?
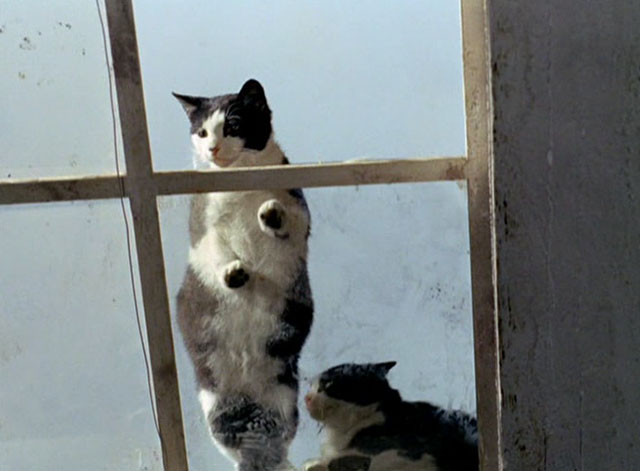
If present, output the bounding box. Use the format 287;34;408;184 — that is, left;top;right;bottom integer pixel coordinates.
197;129;208;138
226;120;240;133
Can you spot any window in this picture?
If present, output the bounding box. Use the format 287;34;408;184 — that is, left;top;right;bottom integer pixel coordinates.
0;1;498;470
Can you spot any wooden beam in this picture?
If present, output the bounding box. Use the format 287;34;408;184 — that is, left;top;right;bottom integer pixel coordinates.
104;1;188;470
152;157;466;194
0;174;123;205
461;0;503;470
0;157;467;205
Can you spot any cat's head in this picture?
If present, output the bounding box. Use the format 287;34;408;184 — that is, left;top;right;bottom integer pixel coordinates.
173;79;274;168
304;361;398;427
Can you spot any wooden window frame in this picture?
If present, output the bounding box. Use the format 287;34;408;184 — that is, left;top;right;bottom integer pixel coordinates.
0;1;500;469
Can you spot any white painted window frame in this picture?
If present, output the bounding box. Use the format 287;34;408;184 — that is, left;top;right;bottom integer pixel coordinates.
0;1;499;470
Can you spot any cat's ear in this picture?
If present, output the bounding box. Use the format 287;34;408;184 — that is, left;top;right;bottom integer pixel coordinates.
172;92;204;117
238;79;268;108
372;361;396;377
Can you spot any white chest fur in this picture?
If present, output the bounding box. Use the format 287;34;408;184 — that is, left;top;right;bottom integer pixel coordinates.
188;189;308;409
190;190;308;290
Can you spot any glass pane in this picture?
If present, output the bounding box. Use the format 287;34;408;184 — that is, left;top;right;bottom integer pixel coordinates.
159;182;475;470
0;200;162;470
0;0;124;179
137;1;466;170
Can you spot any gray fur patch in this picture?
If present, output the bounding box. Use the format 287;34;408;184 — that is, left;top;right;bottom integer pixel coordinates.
176;266;220;389
189;193;209;247
210;396;294;471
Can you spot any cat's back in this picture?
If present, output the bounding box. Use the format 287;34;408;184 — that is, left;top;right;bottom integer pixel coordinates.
350;400;478;471
399;401;478;471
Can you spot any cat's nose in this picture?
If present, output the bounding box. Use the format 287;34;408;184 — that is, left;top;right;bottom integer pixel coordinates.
210;146;220;156
304;393;313;406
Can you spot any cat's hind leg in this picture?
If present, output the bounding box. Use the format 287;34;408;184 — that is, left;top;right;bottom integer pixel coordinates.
209;397;294;471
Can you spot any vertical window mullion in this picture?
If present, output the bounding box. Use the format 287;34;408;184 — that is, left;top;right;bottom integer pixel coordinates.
104;1;189;470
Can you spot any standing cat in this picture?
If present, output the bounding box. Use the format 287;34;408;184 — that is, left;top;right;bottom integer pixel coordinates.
174;79;313;471
304;362;478;471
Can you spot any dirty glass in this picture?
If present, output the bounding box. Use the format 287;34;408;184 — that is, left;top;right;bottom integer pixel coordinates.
0;0;125;179
0;201;162;471
159;181;475;470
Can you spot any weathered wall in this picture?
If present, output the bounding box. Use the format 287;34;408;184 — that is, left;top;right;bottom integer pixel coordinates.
489;0;640;469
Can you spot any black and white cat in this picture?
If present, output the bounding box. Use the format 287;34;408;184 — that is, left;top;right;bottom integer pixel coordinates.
303;362;478;471
174;79;313;471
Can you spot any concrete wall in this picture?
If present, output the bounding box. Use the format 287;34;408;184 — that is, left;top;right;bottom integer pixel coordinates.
489;1;640;469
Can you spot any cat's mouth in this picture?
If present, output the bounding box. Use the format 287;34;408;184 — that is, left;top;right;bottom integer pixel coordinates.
305;392;328;421
211;147;234;167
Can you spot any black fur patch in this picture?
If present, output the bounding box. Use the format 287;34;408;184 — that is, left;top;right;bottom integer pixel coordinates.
315;362;479;470
267;267;313;359
173;79;273;152
224;266;249;288
287;188;304;200
224;79;272;151
260;205;283;230
276;357;300;390
328;455;371;471
318;363;398;406
208;396;295;471
211;398;284;443
173;92;235;135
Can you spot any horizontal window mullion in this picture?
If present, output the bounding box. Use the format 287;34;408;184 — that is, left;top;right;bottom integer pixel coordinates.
0;157;467;205
0;174;125;205
154;157;466;193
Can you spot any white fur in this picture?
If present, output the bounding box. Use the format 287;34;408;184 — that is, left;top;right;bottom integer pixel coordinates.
306;381;385;456
191;110;240;168
305;383;439;471
198;388;218;417
191;112;284;169
189;189;309;293
313;398;384;458
186;114;311;471
188;135;309;417
322;404;384;457
199;389;241;464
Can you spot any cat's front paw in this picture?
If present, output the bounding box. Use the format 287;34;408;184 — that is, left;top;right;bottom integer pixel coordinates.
222;260;249;289
258;199;289;239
